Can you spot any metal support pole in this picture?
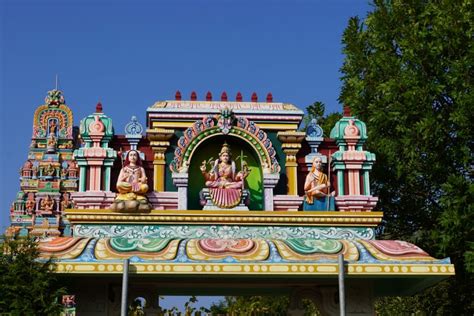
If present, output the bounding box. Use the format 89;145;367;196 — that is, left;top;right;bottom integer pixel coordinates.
120;259;130;316
338;253;346;316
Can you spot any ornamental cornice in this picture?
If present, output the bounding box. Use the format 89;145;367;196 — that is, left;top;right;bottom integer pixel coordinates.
64;209;383;227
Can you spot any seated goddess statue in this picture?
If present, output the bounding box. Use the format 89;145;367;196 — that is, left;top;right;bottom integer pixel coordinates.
112;150;151;212
303;157;335;211
200;143;250;209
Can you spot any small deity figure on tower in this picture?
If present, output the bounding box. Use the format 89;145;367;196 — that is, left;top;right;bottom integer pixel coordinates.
40;195;55;215
25;193;36;215
111;150;152;213
303;157;335;211
200;142;250;209
43;163;56;177
60;166;68;179
46;134;57;153
48;119;58;136
60;192;74;212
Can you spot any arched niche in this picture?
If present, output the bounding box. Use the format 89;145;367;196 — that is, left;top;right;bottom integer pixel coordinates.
187;134;263;210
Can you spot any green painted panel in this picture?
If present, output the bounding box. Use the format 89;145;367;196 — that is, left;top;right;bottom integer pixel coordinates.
267;132;286;195
165;130;183;192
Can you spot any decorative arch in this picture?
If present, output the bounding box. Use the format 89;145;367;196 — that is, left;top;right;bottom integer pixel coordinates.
33;104;74;139
169;110;280;174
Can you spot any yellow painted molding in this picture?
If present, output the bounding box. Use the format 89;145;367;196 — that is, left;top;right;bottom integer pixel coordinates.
54;262;455;276
151;121;298;131
64;209;384;227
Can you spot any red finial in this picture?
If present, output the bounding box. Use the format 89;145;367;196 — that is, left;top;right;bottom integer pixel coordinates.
343;105;352;117
206;91;212;101
190;91;197;101
175;90;182;100
266;93;273;102
236;92;243;102
251;92;258;102
221;92;228;101
96;102;103;113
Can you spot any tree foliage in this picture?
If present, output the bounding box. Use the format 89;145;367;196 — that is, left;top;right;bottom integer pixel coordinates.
340;0;473;313
0;236;66;315
303;101;342;137
209;296;319;315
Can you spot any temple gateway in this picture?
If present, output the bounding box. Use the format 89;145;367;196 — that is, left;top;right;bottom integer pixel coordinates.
7;89;454;315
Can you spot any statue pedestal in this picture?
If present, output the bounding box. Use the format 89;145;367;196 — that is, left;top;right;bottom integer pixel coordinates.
200;188;249;211
336;195;378;212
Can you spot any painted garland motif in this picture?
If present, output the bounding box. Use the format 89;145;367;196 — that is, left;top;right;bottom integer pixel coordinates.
170;110;280;174
284;239;343;254
109;237;173;252
186;238;269;261
37;237;444;264
38;237;91;259
359;240;436;261
33;105;73;139
273;239;359;261
95;238;179;260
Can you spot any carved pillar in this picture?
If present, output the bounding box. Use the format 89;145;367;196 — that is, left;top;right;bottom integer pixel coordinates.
147;129;174;192
172;172;188;210
278;131;305;195
263;173;280;211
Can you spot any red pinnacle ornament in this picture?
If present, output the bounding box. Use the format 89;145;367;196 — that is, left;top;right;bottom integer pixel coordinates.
266;93;273;102
206;91;212;101
236;92;243;102
96;102;103;113
221;92;228;101
343;105;352;117
251;92;258;102
175;90;182;101
190;91;197;101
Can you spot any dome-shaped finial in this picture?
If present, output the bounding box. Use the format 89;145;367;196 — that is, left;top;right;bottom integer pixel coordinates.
206;91;212;101
190;91;197;101
175;90;182;100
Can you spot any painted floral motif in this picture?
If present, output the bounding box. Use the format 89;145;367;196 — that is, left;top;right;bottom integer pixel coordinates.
74;224;376;240
359;240;436;261
109;238;173;252
95;238;179;260
284;239;342;254
198;239;255;253
274;239;359;261
38;237;91;259
187;238;269;261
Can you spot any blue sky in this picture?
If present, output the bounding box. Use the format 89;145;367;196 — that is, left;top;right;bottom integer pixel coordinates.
0;0;371;304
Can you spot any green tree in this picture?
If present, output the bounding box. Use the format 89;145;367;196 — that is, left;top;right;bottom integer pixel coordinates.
210;296;319;315
303;101;342;137
0;236;66;315
340;0;473;313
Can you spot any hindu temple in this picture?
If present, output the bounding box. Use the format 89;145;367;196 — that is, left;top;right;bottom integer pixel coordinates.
6;89;455;315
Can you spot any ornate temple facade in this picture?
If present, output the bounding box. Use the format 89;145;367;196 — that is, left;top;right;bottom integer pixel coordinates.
7;90;454;315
